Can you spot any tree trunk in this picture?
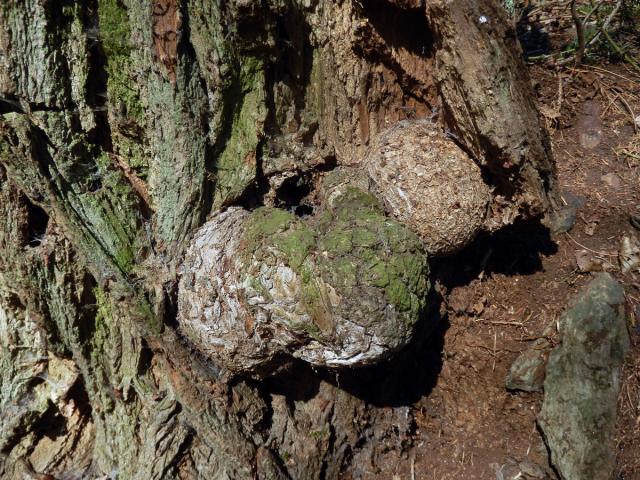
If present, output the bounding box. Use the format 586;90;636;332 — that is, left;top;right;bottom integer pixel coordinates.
0;1;557;478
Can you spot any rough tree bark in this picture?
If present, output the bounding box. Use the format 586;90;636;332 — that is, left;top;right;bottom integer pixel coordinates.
0;1;558;478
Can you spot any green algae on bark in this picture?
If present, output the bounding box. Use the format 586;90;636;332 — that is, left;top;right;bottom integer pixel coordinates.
212;57;268;209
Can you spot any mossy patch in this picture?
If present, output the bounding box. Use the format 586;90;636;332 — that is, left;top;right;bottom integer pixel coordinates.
98;0;141;116
273;227;316;271
239;187;429;341
91;287;113;368
318;229;353;256
244;208;297;242
111;133;148;179
76;152;143;274
313;188;428;324
98;0;147;176
213;57;267;208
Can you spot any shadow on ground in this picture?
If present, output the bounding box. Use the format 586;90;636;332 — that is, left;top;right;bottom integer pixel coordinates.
260;218;558;407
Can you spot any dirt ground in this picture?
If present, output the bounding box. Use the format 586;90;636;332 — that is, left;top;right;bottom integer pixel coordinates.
376;6;640;480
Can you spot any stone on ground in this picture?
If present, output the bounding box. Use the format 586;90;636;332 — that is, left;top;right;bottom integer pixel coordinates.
538;273;630;480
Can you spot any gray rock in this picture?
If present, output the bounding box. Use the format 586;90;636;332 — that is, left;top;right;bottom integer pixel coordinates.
518;460;546;479
546;191;585;234
538;273;630;480
546;205;576;234
505;338;550;392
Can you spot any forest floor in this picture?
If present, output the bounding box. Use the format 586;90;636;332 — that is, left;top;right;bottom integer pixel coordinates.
374;7;640;480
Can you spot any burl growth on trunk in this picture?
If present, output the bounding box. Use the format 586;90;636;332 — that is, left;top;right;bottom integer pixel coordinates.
178;117;539;377
173;1;559;379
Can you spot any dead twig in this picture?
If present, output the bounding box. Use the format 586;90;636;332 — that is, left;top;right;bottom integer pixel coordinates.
580;65;640;85
600;27;640;75
476;319;525;326
612;90;639;134
565;232;617;257
570;0;585;66
557;0;625;67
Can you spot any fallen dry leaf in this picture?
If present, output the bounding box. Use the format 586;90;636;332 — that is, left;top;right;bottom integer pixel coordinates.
575;249;605;272
584;223;597;236
601;173;622;189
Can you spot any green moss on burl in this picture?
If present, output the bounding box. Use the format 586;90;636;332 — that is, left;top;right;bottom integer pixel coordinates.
244;208;297;244
238;186;429;341
314;187;428;322
274;228;316;271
